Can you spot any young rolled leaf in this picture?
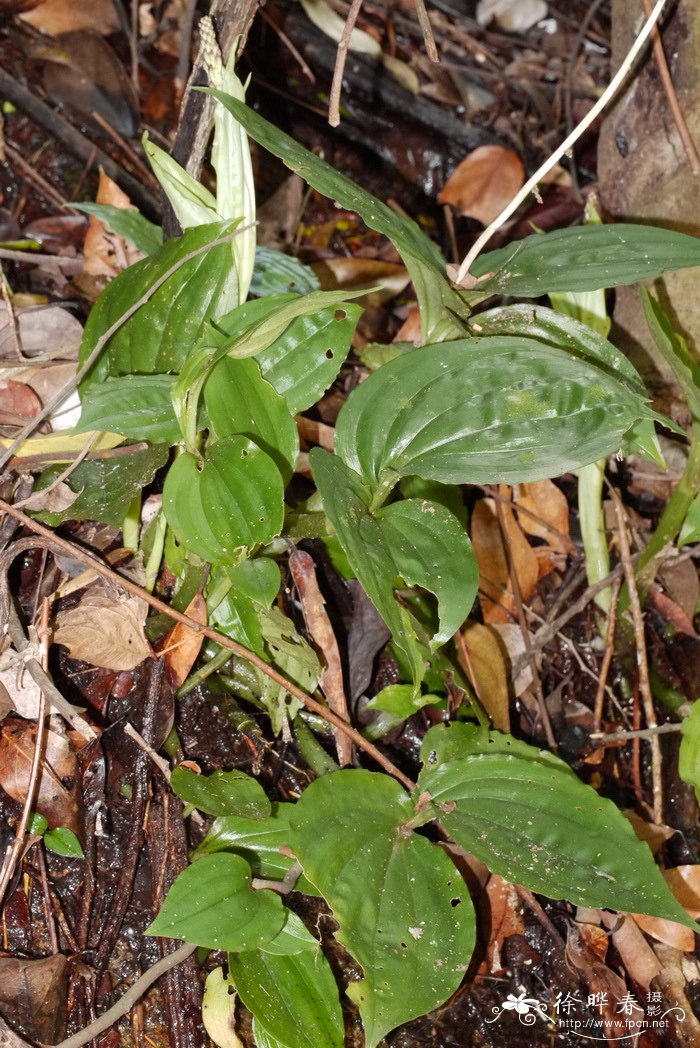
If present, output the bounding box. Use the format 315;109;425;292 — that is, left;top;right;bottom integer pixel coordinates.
170;767;271;819
679;701;700;803
334;337;656;488
80;221;239;382
417;723;697;928
640;289;700;420
147;853;287;951
471;223;700;297
204;357;299;482
162;436;284;563
289;770;476;1048
228;916;344;1048
207;91;469;342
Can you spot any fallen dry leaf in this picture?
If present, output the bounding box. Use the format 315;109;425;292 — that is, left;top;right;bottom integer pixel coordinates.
19;482;80;514
471;494;538;624
491;623;534;698
600;912;662;990
631;913;696;952
458;621;511;732
663;866;700;919
0;380;42;429
314;258;410;307
624;810;676;855
0;954;68;1043
0;305;82;362
19;0;118;35
566;920;628;1039
439;146;524;225
481;874;524;975
515;479;573;554
54;590;152;671
0;719;81;834
162;593;207;689
0;659;43;719
476;0;548;32
84;169;143;278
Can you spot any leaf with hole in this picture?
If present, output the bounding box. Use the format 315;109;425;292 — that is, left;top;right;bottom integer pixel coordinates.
80;221;238;382
147;853;286;950
334;337;655;488
170;767;271;819
162;435;284;563
471;223;700;297
417;723;697;928
228;920;343;1048
289;770;475;1048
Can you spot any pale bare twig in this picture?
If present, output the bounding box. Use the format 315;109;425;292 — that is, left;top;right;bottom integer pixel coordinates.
593;575;623;731
328;0;364;128
612;495;663;822
590;722;681;743
454;0;670;285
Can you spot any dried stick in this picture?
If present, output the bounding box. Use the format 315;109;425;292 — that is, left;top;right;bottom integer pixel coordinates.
592;575;622;731
641;0;700;174
590;722;681;743
328;0;364;127
0;226;252;470
413;0;438;63
52;943;197;1048
0;599;50;907
289;549;352;765
612;495;663;822
454;0;669;285
0;501;415;790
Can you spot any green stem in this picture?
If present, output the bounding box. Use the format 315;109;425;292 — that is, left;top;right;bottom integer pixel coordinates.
369;470;399;513
634;420;700;599
177;646;231;696
122;493;141;553
578;459;611;615
294;716;339;776
144;512;167;593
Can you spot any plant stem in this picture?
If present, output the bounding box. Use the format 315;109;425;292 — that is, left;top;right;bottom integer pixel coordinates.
369;470;399;513
578;460;611;615
634;421;700;599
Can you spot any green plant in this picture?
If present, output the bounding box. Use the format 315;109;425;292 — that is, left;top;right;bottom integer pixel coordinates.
47;81;700;1045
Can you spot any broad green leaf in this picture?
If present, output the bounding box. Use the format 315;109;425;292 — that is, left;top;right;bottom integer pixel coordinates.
418;723;697;928
204;357;298;482
210;585;265;656
173;290;363;449
364;684;441;739
43;827;84;858
225;558;280;605
310;449;424;687
261;911;319;956
28;813;48;836
471;224;700;297
377;498;478;647
254;304;362;415
289;770;475;1048
207;92;469;342
680;492;700;545
680;701;700;803
228;930;344;1048
162;436;284;563
170;767;271;819
147;853;286;950
80;221;238;382
251;1020;287;1048
640;290;700;420
71;202;164;255
334;337;655;488
251;247;320;297
196;804;319;895
76;375;180;443
31;445;168;527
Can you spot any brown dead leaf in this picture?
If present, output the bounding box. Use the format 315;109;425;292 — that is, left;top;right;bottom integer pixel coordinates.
19;482;80;514
84;169;143;278
457;621;511;732
393;305;422;345
54;590;152;670
631;913;696;952
162;593;207;689
481;874;524;974
490;623;533;698
471;494;538;624
0;380;42;428
0;305;82;362
0;658;43;719
0;719;80;834
565;920;628;1039
600;912;662;990
439;146;524;225
313;258;410;307
515;479;573;554
0;955;68;1043
663;866;700;919
19;0;118;34
624;810;676;855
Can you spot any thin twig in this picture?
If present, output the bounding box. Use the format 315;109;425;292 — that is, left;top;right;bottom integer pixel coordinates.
122;721;205;829
590;722;681;743
592;575;622;731
413;0;438;63
454;0;670;284
641;0;700;174
14;433;99;510
0;599;50;907
0;501;415;790
0;249;82;271
328;0;365;127
52;943;197;1048
612;495;663;822
0;226;251;470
